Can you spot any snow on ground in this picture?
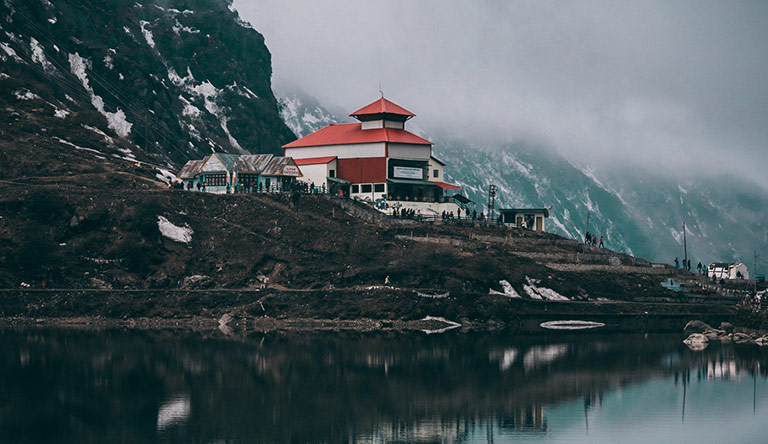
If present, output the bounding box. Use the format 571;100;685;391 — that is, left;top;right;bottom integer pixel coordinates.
139;20;156;48
55;137;107;160
54;108;69;118
489;280;521;298
82;124;114;144
69;53;132;137
172;18;200;35
14;89;40;101
523;277;569;301
0;42;23;62
157;216;193;243
156;167;177;183
116;147;138;162
219;117;244;152
29;37;55;71
180;96;201;118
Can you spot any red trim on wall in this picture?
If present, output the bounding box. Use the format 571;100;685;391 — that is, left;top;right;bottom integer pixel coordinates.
336;157;387;183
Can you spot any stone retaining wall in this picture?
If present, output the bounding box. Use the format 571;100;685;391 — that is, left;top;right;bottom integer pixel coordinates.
545;263;669;274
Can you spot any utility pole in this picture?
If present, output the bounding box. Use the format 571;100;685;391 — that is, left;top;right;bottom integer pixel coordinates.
682;221;688;270
755;250;758;295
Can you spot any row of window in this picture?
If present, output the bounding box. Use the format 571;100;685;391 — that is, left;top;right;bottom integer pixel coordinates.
204;174;227;186
351;183;386;194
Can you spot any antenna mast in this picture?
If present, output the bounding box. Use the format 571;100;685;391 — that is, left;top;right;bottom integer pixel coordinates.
683;221;688;269
487;185;497;222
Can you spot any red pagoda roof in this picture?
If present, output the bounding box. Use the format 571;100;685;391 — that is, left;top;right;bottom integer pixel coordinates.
282;123;432;148
350;97;415;118
294;156;337;165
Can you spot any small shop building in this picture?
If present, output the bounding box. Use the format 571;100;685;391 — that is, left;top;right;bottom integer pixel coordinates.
283;96;464;215
707;262;750;280
499;208;549;231
177;153;302;193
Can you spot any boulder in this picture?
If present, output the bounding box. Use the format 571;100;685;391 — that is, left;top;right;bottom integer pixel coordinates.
718;322;734;333
683;320;712;334
180;275;214;289
88;277;112;289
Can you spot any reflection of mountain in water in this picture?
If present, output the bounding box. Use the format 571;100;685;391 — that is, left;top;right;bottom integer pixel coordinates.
1;330;767;443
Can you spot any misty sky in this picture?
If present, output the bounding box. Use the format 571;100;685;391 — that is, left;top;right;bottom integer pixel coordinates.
235;1;768;187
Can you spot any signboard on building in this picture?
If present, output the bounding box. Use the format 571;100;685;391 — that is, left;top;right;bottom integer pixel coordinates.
282;165;301;177
393;166;423;180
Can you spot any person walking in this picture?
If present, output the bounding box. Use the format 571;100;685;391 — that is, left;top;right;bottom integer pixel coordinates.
384;275;391;287
599;236;604;248
674;257;679;269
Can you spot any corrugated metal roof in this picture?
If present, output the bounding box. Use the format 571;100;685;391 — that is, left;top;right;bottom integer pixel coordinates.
262;156;301;176
350;97;415;118
215;153;240;170
294;156;337;165
283;123;432;148
236;154;274;172
177;159;205;178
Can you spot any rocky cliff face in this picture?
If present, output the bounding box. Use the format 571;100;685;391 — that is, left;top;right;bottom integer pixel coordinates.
0;0;294;179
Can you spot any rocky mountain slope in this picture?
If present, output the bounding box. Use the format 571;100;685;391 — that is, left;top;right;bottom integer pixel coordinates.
280;89;768;266
0;0;294;178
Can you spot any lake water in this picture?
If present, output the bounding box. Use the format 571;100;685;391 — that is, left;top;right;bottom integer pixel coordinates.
2;328;767;443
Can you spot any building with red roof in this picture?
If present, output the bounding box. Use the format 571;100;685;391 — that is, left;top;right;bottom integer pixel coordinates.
283;96;463;214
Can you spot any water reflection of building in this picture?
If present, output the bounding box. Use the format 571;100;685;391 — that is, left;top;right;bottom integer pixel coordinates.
357;418;468;444
498;404;548;432
357;408;549;444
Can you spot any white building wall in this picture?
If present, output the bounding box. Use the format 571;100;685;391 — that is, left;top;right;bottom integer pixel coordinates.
388;143;431;160
384;120;404;129
350;183;386;202
296;161;335;190
285;142;385;160
428;158;444;182
361;120;384;130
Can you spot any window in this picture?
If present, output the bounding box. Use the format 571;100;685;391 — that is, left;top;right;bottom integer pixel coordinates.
433;169;439;178
351;184;359;193
205;173;226;186
361;184;372;193
374;184;385;193
329;169;335;178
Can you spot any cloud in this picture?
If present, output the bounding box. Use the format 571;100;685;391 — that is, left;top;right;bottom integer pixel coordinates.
235;0;768;187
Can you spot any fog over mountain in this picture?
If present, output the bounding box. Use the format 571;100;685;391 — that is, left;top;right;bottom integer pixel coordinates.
236;0;768;190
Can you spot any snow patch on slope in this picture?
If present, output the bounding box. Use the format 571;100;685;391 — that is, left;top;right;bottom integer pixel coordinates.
489;280;521;298
68;53;132;137
29;37;54;72
157;216;193;243
139;20;156;48
523;277;569;301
